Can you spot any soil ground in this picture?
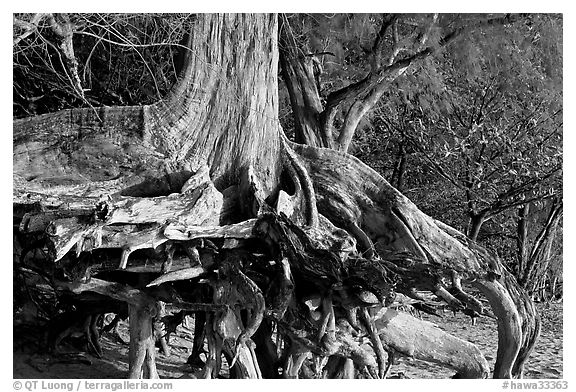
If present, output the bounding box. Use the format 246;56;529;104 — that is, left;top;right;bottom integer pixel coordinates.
13;302;562;379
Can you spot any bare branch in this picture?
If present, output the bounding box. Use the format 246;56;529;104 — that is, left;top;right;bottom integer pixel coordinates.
484;191;561;217
46;14;85;99
13;13;48;46
404;133;464;190
416;13;439;49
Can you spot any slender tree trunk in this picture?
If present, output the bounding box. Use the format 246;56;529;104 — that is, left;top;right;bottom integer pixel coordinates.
467;213;486;242
472;279;521;379
279;44;330;148
128;303;159;379
516;204;530;282
524;205;562;296
392;141;408;192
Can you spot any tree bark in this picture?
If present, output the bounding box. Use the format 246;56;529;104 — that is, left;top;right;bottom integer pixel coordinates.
14;14;282;203
278;35;330;148
154;14;282;194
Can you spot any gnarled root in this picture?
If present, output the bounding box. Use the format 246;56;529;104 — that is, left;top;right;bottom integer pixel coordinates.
50;312;103;359
202;313;223;379
14;129;540;379
473;277;522;379
293;142;537;379
359;308;387;378
280;134;319;228
449;271;484;321
283;344;310;378
209;259;265;378
371;306;490;378
128;302;160;379
323;356;355;379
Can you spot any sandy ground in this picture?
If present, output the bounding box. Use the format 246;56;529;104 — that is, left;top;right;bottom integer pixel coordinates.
13;302;562;379
389;301;563;379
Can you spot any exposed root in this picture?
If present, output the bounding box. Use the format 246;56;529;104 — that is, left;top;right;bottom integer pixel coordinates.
86;314;103;358
202;313;223;378
323;356;355;379
449;270;485;321
434;284;464;311
226;263;265;371
14;137;539;379
283;345;310;378
292;142;536;378
50;312;104;359
317;295;336;343
273;316;377;371
473;277;522;379
128;302;160;379
265;257;294;320
229;264;265;343
280;134;318;228
372;306;490;378
359;307;387;378
146;266;207;287
347;222;375;258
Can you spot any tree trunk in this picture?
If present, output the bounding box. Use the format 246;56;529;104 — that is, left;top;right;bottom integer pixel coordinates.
472;279;521;379
516;204;530;281
279;33;330;148
521;200;562;296
13;13;539;380
14;13;282;203
392;142;408;192
467;213;486;242
154;14;282;194
128;303;159;379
